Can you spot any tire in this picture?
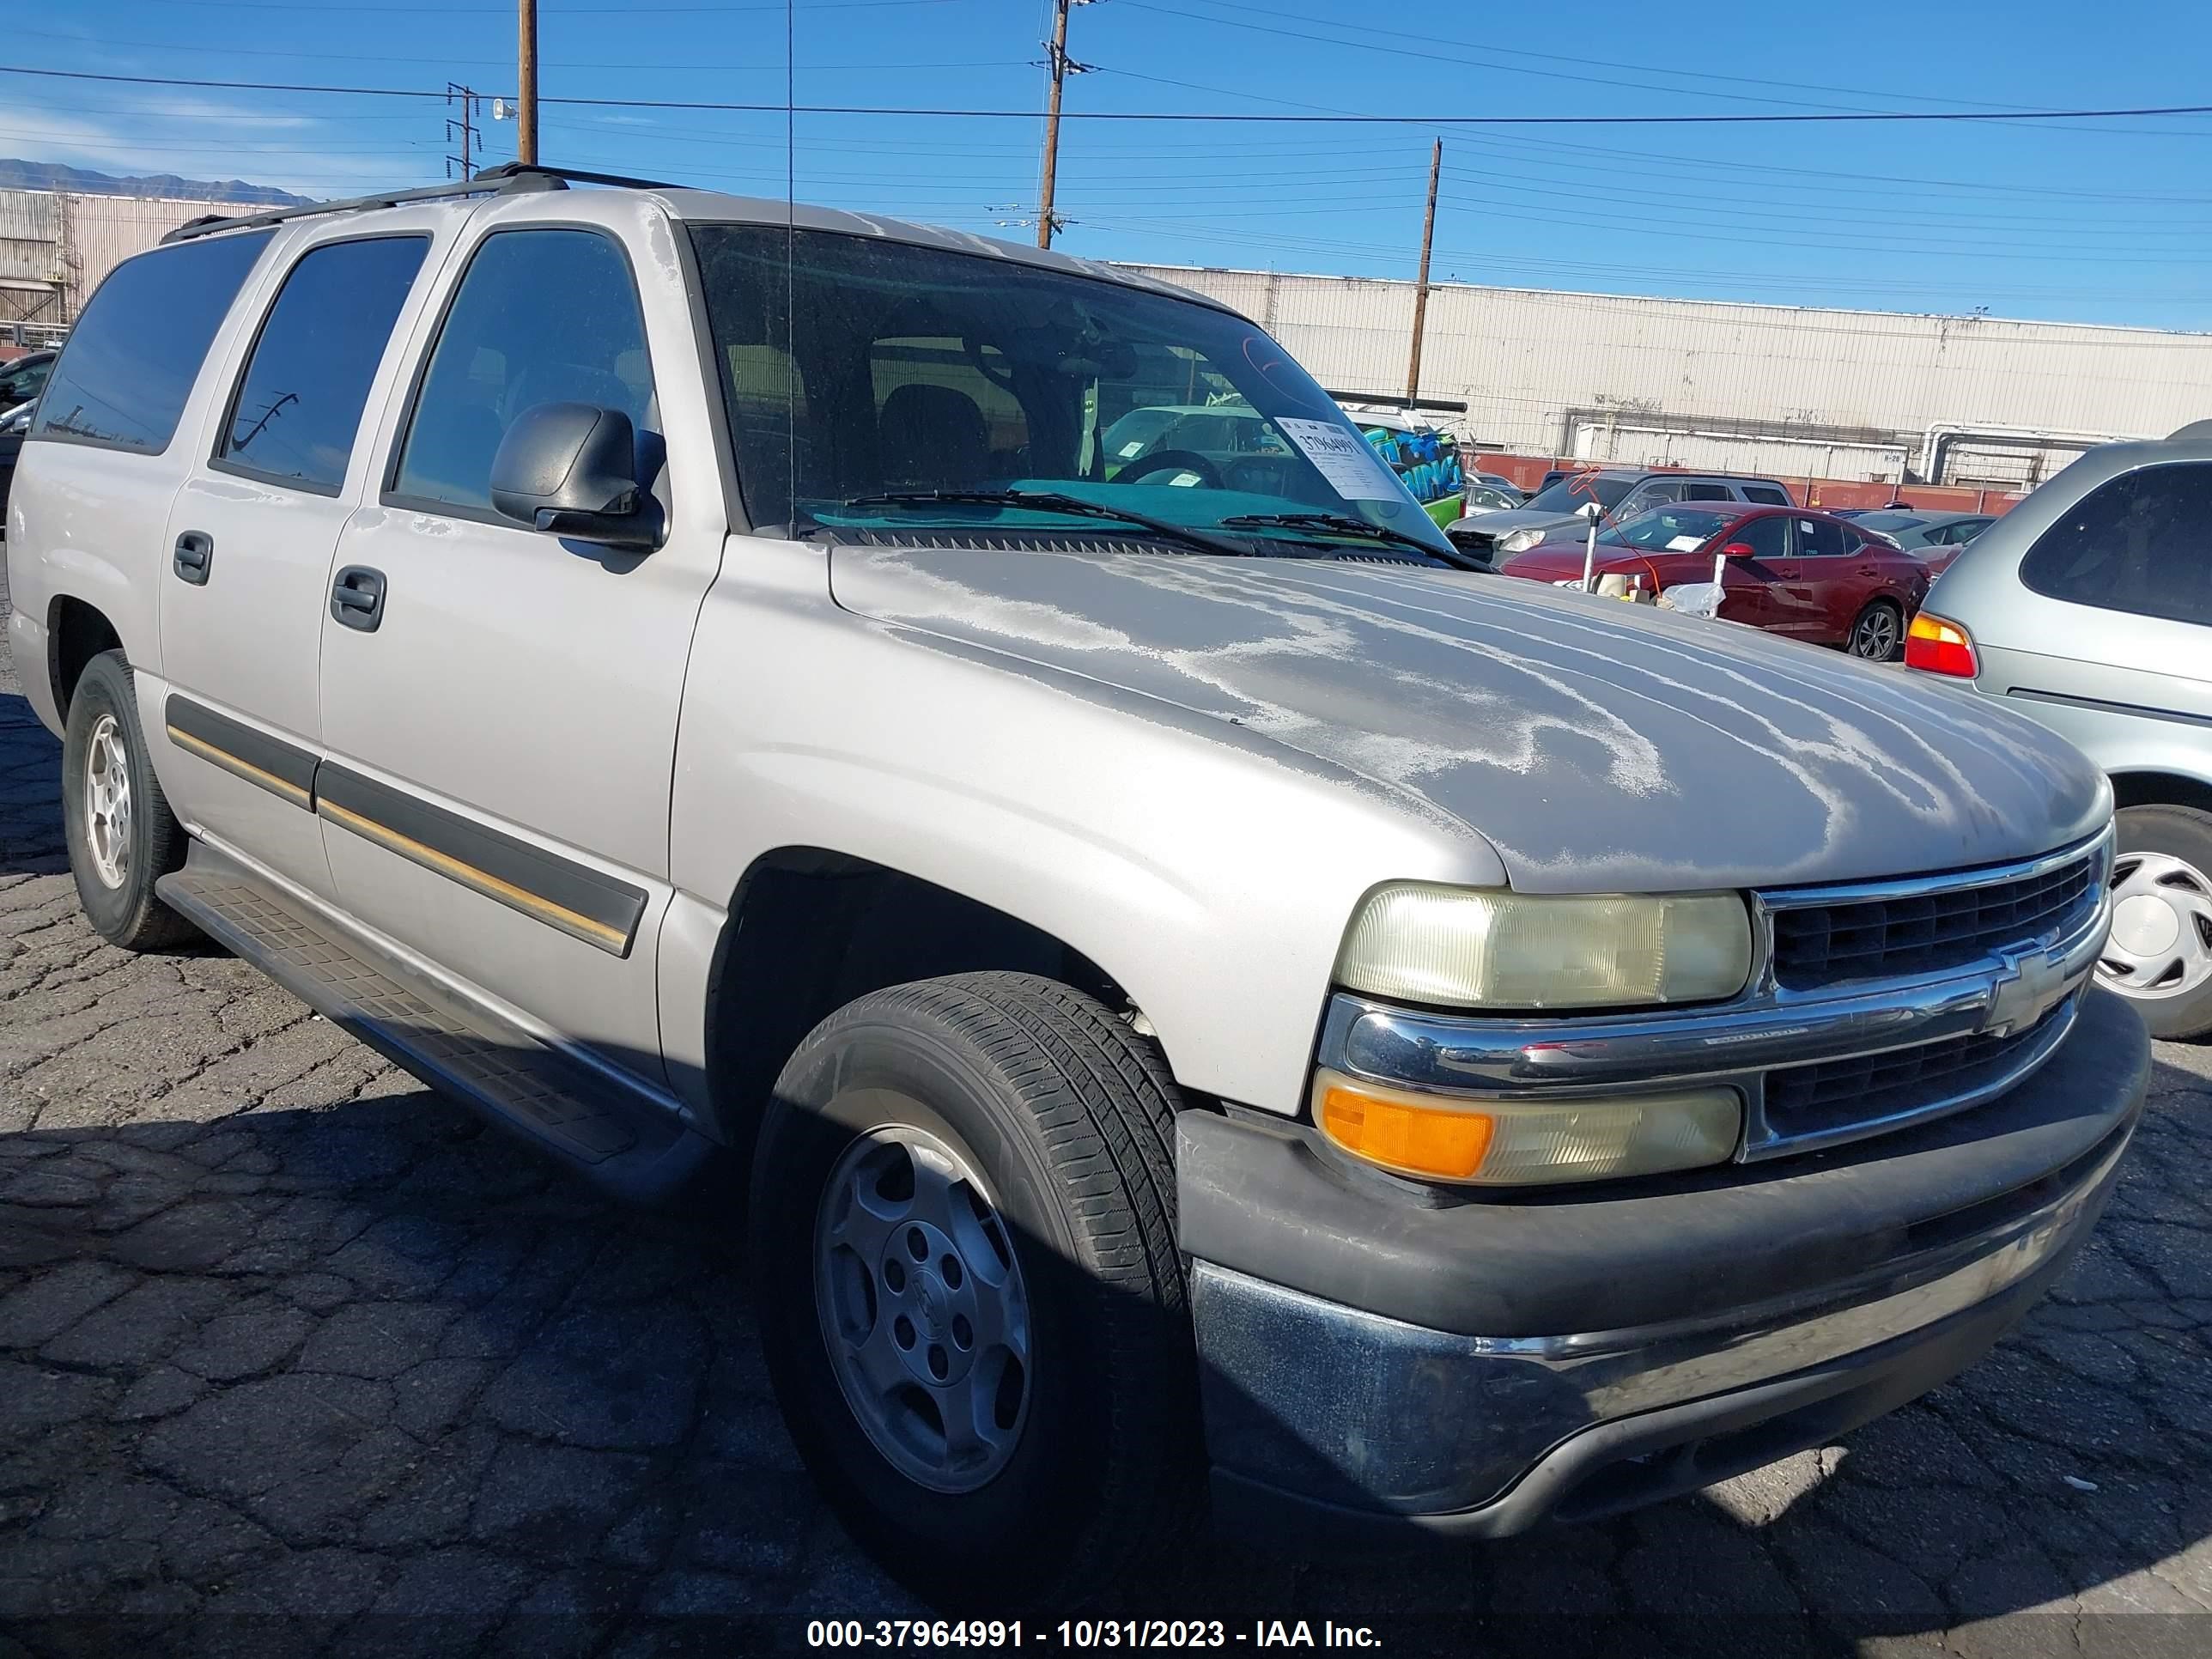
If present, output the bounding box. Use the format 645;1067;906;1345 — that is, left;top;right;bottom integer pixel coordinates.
59;650;197;951
748;972;1198;1613
1847;599;1904;661
2101;803;2212;1039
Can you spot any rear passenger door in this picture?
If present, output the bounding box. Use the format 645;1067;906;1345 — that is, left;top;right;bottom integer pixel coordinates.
1771;515;1854;641
313;198;730;1087
157;221;440;897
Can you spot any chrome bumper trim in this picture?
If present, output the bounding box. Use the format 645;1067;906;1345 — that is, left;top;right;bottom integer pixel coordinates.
1320;826;2115;1160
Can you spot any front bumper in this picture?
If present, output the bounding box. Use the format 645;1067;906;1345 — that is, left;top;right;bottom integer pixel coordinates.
1181;987;2148;1540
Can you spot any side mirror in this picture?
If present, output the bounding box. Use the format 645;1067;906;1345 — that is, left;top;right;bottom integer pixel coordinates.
1718;542;1758;559
489;402;661;550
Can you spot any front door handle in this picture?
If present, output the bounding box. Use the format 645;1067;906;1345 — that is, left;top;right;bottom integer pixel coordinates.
331;565;387;632
173;531;214;585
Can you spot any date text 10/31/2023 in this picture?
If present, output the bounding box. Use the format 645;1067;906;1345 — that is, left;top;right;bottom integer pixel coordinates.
805;1620;1384;1649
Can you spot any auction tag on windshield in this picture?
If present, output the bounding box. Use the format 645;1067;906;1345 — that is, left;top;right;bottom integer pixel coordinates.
1278;418;1402;501
1666;535;1704;550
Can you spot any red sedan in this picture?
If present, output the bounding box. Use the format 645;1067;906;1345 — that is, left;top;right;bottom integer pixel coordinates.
1497;503;1934;660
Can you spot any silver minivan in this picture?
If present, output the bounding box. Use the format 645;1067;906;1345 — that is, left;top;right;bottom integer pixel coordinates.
1908;422;2212;1037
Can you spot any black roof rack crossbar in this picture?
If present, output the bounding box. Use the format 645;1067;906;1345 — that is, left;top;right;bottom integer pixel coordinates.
159;162;680;245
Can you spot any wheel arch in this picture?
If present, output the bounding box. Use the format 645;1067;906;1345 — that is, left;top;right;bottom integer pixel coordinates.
697;845;1182;1155
2110;770;2212;817
46;594;124;724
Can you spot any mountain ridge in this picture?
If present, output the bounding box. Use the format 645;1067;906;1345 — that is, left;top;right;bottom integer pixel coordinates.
0;157;315;206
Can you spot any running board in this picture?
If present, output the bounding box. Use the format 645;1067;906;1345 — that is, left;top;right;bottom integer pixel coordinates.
158;848;713;1204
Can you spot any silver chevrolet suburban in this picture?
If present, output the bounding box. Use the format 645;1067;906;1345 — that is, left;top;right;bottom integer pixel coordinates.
5;164;2148;1613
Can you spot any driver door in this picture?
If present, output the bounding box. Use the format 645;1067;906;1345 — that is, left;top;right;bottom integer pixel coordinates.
1714;513;1791;630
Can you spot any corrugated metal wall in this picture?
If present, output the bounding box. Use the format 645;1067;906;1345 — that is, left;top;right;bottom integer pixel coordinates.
1125;266;2212;485
0;190;249;324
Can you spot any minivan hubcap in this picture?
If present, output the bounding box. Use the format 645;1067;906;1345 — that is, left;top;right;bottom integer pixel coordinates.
2100;851;2212;1000
1852;609;1898;659
814;1121;1031;1493
82;714;132;890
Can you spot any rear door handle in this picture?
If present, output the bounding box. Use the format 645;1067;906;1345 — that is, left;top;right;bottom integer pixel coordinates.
331;565;387;632
173;531;213;585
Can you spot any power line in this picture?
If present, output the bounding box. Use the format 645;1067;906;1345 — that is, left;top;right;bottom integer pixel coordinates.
6;64;2212;126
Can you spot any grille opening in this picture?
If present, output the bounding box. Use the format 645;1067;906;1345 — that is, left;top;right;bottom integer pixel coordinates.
1770;857;2095;991
1761;1004;2068;1143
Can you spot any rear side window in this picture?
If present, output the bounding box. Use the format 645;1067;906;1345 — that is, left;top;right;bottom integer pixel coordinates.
391;228;655;515
1796;518;1847;558
1743;485;1790;506
2021;464;2212;626
217;236;429;495
32;231;272;453
1684;482;1734;501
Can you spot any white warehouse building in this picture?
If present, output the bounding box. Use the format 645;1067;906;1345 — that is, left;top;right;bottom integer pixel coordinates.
1121;265;2212;489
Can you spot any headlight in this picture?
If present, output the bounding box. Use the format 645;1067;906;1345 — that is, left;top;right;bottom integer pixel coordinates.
1499;527;1546;553
1312;1069;1741;1184
1335;884;1753;1010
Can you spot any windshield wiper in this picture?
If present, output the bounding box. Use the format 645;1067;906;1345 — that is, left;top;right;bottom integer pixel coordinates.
1218;510;1486;570
836;489;1257;559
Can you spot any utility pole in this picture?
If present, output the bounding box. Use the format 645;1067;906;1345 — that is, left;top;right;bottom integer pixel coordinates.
445;83;480;180
1405;137;1441;401
517;0;539;164
1036;0;1091;249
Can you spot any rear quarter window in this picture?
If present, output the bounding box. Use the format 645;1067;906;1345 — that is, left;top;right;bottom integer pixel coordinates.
2019;463;2212;627
32;231;273;454
1743;485;1790;506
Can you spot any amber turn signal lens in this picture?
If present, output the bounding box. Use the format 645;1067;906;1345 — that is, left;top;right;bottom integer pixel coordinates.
1320;1082;1496;1180
1905;611;1978;678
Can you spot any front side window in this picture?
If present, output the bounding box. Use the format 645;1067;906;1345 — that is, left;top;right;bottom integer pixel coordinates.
1730;515;1790;559
2021;464;2212;626
218;235;428;493
392;228;655;514
33;231;272;453
688;224;1449;558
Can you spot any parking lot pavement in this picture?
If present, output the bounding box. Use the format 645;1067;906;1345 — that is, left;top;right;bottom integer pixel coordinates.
1;617;2209;1657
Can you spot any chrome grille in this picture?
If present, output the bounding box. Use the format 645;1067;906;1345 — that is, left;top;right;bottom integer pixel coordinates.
1767;852;2098;992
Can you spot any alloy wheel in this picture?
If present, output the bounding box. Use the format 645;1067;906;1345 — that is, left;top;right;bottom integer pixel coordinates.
1851;606;1899;659
814;1120;1032;1493
82;713;132;890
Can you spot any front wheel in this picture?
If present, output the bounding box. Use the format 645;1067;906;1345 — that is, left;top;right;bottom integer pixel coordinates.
2100;804;2212;1039
1847;599;1904;661
749;973;1199;1613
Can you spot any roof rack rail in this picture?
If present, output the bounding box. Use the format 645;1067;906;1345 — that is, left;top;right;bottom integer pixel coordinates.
159;162;681;245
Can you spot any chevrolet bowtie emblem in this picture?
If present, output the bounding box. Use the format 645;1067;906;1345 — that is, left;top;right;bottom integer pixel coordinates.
1986;944;2071;1036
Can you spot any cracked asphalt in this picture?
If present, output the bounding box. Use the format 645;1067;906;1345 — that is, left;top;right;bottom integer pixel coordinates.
1;573;2209;1657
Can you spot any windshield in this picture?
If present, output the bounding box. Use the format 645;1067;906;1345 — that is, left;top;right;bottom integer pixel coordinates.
1597;506;1734;550
687;225;1452;557
1523;473;1632;514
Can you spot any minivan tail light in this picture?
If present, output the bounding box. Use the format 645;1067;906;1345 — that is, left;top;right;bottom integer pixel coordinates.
1905;611;1978;678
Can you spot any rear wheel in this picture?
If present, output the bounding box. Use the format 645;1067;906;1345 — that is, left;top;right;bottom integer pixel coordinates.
1847;599;1904;661
60;651;196;951
749;972;1198;1613
2100;805;2212;1038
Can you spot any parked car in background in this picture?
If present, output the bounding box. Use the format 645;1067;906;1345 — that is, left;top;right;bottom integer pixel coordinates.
7;164;2144;1613
0;398;32;532
1460;481;1522;514
1449;466;1795;561
1499;502;1932;659
1907;426;2212;1036
0;349;55;410
1850;508;1996;573
1471;470;1525;501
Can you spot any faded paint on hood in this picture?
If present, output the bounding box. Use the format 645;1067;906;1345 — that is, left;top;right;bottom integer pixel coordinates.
827;545;2109;894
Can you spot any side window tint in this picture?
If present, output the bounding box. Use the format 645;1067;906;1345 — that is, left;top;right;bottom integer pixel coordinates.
1734;516;1789;559
2021;464;2212;626
1744;485;1790;506
219;236;428;493
870;336;1030;489
393;229;654;514
32;231;272;453
1685;483;1733;501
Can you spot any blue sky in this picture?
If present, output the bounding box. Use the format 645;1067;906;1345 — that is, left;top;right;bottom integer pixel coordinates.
9;0;2212;328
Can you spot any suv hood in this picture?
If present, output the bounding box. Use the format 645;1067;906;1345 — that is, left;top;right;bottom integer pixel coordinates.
829;545;2108;893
